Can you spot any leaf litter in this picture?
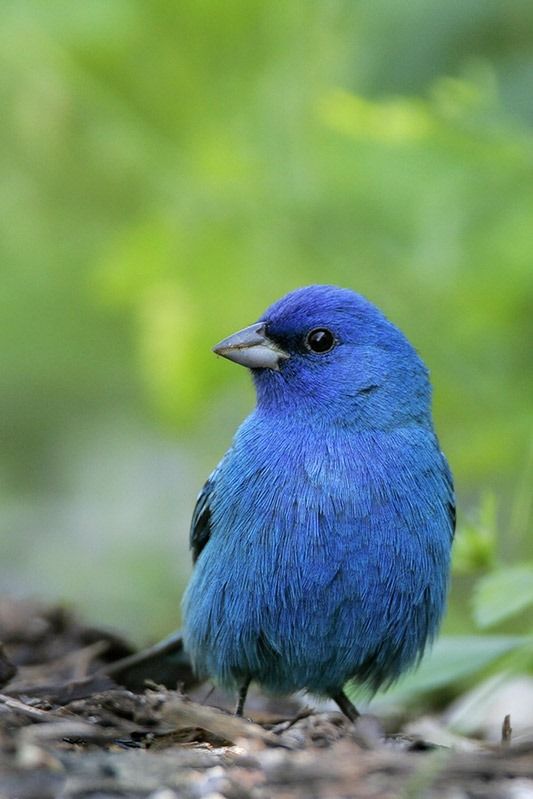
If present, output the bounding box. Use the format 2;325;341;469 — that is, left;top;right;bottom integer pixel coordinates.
0;597;532;799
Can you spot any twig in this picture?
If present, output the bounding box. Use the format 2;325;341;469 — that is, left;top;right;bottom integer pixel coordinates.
501;714;512;746
158;692;296;748
0;693;52;721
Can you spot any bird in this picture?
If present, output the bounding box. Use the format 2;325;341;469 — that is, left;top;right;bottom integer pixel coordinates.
182;285;454;721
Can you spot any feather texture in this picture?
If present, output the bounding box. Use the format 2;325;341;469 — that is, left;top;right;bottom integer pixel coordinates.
183;285;454;700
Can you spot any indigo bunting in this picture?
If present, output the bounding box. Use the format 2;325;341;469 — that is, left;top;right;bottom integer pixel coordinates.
183;285;454;720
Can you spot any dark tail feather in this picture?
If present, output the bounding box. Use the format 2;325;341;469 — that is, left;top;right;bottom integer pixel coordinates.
101;630;201;692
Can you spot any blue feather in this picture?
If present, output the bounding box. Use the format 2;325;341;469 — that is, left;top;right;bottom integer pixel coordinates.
183;285;454;711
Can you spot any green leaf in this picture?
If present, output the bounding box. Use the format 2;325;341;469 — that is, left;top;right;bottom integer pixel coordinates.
367;635;530;705
473;564;533;628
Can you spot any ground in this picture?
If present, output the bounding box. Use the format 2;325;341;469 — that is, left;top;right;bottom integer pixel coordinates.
0;598;531;799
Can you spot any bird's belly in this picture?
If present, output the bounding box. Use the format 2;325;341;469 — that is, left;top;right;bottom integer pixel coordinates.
183;497;448;696
183;543;339;693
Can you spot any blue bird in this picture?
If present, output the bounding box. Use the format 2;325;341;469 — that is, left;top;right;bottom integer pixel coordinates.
183;285;454;720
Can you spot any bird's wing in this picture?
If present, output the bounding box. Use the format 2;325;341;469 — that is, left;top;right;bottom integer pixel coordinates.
190;453;229;563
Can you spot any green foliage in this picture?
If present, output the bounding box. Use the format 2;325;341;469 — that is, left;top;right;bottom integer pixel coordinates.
1;1;532;489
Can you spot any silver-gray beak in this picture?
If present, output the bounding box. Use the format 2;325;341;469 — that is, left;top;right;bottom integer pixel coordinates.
212;322;289;370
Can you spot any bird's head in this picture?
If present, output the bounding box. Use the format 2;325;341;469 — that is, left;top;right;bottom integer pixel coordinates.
213;285;431;429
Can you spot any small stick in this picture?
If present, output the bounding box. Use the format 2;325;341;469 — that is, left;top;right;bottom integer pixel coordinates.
159;692;294;748
501;714;512;746
0;693;51;721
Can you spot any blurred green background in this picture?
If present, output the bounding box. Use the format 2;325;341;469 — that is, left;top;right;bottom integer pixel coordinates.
1;1;532;700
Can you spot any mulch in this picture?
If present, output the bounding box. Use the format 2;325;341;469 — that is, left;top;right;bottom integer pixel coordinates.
0;597;531;799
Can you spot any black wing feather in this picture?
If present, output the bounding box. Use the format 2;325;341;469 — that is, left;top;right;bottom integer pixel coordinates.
190;480;213;563
190;455;229;563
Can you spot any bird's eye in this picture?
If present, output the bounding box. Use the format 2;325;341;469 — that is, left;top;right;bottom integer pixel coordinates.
304;328;336;354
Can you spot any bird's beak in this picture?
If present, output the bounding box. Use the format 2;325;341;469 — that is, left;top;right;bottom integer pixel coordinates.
212;322;289;370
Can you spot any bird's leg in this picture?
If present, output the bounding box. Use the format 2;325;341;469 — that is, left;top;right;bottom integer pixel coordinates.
332;690;360;722
234;677;251;717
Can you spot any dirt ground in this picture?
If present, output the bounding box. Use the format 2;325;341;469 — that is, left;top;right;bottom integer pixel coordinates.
0;597;531;799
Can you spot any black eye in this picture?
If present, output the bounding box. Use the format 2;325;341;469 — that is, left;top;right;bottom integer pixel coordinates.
304;328;336;354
